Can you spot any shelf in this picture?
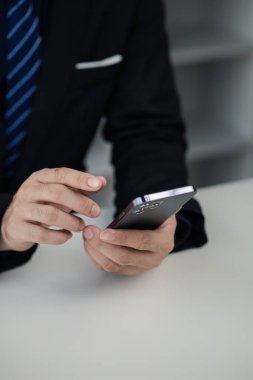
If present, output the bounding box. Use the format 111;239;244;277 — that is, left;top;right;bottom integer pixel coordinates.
187;121;249;162
170;26;253;66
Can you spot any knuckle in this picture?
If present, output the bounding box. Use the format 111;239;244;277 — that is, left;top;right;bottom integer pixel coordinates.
55;232;69;244
81;199;95;216
72;218;83;232
76;172;86;188
118;252;130;266
52;184;65;200
34;205;58;224
163;239;175;254
167;240;175;253
150;234;174;255
31;227;45;243
103;260;119;273
53;167;67;182
137;234;150;251
30;168;47;181
46;207;59;225
28;172;37;181
88;201;97;215
37;168;49;177
80;201;89;215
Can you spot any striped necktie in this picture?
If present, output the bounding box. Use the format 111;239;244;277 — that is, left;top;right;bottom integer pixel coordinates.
4;0;42;178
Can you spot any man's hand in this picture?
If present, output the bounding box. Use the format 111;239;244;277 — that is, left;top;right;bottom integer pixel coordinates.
0;168;106;252
83;215;177;276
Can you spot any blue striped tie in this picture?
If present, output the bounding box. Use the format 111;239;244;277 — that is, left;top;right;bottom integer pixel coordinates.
4;0;42;177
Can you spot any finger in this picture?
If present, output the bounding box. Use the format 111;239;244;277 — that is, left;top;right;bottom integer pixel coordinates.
98;176;107;187
84;239;119;271
84;240;146;276
84;242;104;270
32;183;101;218
99;215;177;254
99;228;158;252
49;203;72;214
19;222;72;245
21;204;85;232
75;176;107;197
83;227;159;269
159;214;178;231
31;168;104;192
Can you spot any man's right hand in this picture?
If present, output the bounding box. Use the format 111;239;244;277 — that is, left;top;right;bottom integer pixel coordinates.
0;168;106;252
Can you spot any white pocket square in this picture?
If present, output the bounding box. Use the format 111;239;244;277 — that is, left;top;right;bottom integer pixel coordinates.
75;54;123;70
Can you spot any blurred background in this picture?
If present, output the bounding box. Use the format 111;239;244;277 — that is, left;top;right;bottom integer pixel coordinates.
85;0;253;205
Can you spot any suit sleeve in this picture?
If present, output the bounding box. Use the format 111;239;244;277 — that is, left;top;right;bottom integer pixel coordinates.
104;0;208;250
0;193;37;273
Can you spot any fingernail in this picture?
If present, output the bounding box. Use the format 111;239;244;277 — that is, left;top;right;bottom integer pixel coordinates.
99;176;107;185
84;229;94;240
100;229;115;241
91;204;100;217
87;177;101;189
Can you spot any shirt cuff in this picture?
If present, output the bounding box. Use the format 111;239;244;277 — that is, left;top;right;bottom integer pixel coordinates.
0;244;38;273
174;213;193;251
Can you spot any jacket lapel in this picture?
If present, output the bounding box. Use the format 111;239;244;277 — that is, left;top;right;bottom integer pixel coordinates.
11;0;93;188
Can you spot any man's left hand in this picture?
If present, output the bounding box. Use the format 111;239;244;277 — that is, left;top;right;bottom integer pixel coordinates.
83;215;177;276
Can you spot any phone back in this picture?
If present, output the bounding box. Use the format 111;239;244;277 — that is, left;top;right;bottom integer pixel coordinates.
109;188;196;230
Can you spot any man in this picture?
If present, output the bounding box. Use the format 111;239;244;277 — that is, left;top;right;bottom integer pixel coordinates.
0;0;207;275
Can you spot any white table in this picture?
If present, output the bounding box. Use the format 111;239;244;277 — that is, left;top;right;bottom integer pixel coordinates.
0;179;253;380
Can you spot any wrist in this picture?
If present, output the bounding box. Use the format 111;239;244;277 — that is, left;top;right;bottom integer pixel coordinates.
0;234;12;251
0;228;34;252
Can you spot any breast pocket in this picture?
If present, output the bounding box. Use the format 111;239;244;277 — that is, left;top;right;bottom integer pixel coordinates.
72;55;123;87
75;54;123;70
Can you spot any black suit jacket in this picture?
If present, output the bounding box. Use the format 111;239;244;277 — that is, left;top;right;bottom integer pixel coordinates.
0;0;207;272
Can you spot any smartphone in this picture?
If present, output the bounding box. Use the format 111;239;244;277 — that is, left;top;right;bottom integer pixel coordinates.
107;186;196;230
